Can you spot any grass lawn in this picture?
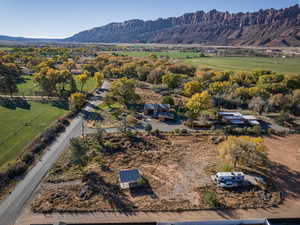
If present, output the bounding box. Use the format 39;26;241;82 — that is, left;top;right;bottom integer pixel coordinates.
184;56;300;74
17;75;97;96
0;101;69;169
119;51;201;59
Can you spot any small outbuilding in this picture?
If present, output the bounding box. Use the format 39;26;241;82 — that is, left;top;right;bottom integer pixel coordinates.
119;169;143;189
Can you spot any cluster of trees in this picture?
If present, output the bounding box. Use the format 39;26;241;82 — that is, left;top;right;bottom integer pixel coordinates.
182;69;300;116
219;136;268;169
0;62;20;96
105;77;140;106
94;54;194;89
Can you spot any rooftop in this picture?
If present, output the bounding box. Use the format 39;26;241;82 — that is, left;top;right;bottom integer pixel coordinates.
119;169;141;183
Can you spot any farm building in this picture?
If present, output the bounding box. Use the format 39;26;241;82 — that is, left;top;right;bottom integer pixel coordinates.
218;112;260;126
119;169;143;189
144;103;174;121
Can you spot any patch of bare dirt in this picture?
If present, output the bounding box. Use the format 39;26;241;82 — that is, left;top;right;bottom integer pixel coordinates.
31;134;285;213
263;135;300;200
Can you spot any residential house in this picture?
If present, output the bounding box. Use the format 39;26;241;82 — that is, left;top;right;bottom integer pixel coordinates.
144;103;175;121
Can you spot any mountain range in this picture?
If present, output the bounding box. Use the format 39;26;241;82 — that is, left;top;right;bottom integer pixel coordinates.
1;5;300;47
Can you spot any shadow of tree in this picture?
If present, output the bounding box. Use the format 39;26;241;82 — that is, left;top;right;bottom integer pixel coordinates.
267;162;300;199
129;176;158;199
81;110;103;121
0;98;31;110
82;172;136;211
51;101;69;110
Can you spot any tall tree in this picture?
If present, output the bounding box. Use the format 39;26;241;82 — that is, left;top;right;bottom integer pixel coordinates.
76;71;89;92
186;91;213;114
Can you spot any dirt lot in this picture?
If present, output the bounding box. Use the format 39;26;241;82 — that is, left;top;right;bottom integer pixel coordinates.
31;133;282;213
263;134;300;200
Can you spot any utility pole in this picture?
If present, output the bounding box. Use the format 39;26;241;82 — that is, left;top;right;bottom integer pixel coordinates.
81;120;85;141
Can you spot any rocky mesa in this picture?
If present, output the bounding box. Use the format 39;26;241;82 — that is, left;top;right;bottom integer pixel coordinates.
66;5;300;47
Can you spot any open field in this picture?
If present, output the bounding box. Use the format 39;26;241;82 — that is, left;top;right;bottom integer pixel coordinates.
120;51;300;74
0;101;69;169
185;57;300;74
17;75;97;96
120;51;201;59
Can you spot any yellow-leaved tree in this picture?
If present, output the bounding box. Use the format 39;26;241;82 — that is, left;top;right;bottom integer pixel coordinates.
186;90;213;114
94;72;104;88
218;136;268;168
69;92;86;111
184;80;202;97
76;71;89;92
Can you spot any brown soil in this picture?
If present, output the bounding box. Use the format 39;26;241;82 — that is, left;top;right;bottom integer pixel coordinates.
32;133;282;213
263;134;300;200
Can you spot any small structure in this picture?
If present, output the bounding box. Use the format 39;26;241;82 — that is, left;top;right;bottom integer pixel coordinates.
119;169;143;189
144;103;174;121
242;115;260;126
219;112;260;126
219;112;245;125
215;172;245;188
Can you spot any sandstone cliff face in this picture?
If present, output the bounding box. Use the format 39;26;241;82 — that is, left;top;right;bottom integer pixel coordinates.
66;5;300;46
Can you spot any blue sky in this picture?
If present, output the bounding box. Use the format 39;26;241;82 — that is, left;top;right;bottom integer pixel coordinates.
0;0;298;38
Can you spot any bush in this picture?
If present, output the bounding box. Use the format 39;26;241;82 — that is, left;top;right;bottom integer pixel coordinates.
6;161;28;179
203;191;219;208
217;163;234;172
161;96;175;106
21;152;34;165
180;129;188;135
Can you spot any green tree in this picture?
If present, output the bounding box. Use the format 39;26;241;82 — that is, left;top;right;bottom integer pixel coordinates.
162;73;182;89
144;123;153;135
108;77;140;105
0;63;19;96
69;138;88;166
161;96;175;106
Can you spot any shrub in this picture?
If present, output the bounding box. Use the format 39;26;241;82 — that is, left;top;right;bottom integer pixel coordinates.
161;96;175;106
144;123;152;134
21;153;34;165
203;191;219;208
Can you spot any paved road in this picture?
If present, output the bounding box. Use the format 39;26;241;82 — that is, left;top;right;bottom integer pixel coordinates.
0;81;110;225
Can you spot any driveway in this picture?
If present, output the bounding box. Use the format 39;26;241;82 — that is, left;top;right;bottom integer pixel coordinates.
0;81;110;225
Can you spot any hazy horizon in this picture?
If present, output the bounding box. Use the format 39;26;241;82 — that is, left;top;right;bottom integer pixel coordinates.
0;0;298;39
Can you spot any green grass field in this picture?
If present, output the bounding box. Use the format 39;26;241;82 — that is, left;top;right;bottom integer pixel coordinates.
120;51;200;59
185;57;300;74
120;51;300;74
0;101;69;168
0;47;13;51
17;75;97;96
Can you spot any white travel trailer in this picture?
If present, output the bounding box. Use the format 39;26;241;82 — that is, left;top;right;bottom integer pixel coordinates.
215;172;245;188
